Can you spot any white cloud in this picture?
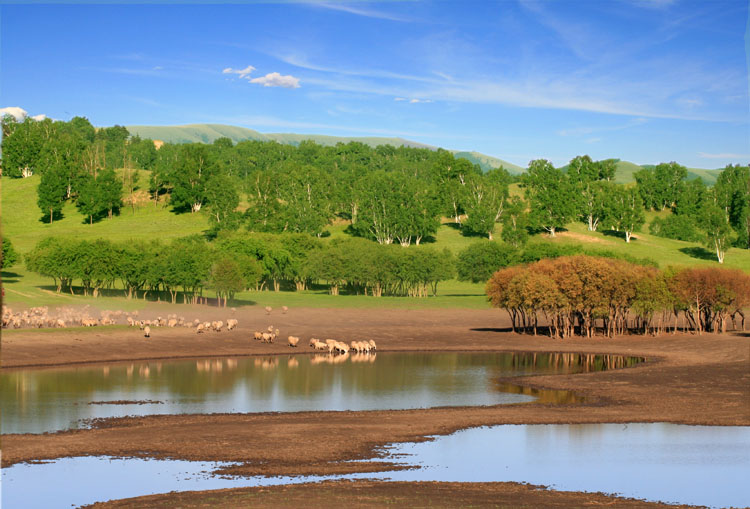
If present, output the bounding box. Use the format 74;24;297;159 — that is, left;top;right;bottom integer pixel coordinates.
698;152;750;159
0;106;28;121
394;97;407;101
30;114;47;121
312;2;412;22
249;72;300;88
409;98;432;104
222;65;256;78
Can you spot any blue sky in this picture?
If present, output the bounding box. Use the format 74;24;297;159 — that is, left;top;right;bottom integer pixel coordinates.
1;1;748;168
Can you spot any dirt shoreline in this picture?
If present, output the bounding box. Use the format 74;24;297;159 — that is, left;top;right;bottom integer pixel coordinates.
3;306;749;507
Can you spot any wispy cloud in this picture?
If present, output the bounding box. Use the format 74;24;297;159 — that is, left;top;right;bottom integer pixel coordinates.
223;65;255;78
312;2;412;22
698;152;750;159
222;114;437;139
394;97;432;103
249;72;301;88
558;118;648;137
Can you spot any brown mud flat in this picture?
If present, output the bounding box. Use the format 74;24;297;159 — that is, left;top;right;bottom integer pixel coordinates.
3;307;749;507
84;480;698;508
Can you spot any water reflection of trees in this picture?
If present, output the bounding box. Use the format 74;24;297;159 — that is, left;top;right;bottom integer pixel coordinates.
2;352;642;431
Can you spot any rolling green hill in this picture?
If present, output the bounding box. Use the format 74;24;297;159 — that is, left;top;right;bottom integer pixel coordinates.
558;159;723;185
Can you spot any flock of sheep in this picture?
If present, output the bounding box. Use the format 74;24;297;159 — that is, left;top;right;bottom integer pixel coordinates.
3;304;379;363
2;305;135;329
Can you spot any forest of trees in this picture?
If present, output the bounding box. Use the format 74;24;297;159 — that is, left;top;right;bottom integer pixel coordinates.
486;255;750;337
1;114;748;264
24;233;456;304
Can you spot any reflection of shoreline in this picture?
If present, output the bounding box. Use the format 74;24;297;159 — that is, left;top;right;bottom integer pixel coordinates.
493;382;584;404
2;352;640;434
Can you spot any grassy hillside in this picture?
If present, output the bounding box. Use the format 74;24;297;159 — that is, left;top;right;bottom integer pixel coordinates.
451;151;525;174
126;124;269;145
2;173;208;253
2;173;748;311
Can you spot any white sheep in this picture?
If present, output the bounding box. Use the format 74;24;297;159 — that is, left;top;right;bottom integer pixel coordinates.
282;306;288;314
264;306;272;315
287;336;299;347
254;331;263;341
144;326;151;338
227;319;238;330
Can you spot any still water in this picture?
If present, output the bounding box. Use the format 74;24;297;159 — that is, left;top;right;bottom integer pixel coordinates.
3;424;747;508
2;352;640;434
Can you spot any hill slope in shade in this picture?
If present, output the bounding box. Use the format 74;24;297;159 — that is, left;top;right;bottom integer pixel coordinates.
126;124;522;173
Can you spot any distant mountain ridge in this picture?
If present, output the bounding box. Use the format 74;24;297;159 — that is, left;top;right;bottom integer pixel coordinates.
125;123;526;174
125;123;722;183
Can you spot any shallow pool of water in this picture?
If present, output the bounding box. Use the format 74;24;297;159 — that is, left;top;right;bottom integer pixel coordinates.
2;352;639;434
3;424;747;508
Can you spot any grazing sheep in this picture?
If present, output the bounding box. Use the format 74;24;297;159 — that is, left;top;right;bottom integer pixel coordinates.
267;325;274;332
168;318;177;328
335;342;350;355
313;340;329;351
196;323;205;333
369;340;377;351
254;331;263;341
287;336;299;347
144;326;151;338
227;319;238;330
213;320;224;332
282;306;288;314
264;306;272;315
309;338;319;347
261;332;273;343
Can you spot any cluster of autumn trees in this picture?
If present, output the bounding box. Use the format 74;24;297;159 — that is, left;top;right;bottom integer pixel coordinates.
486;255;750;337
24;233;455;304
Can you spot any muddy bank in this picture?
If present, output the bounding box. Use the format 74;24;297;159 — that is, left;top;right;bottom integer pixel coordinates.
2;307;748;508
85;480;697;508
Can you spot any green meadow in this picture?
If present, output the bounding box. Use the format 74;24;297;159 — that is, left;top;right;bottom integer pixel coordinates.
2;173;748;311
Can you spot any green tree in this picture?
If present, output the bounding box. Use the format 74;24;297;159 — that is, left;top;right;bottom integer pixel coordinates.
1;117;47;178
205;173;240;225
567;156;611;231
701;201;732;264
170;144;214;213
1;237;19;269
208;256;246;307
37;166;67;223
522;159;576;237
98;168;123;219
456;242;517;283
76;173;103;224
500;196;530;247
461;169;510;240
714;164;750;249
602;185;645;243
